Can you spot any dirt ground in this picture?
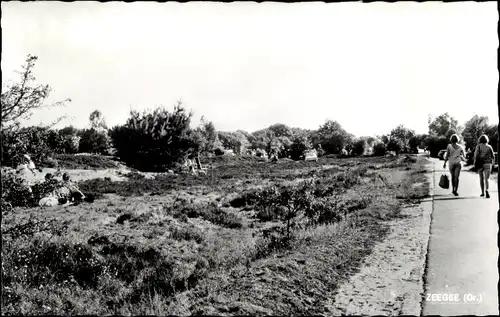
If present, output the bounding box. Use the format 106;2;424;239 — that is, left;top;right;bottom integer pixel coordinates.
17;163;164;184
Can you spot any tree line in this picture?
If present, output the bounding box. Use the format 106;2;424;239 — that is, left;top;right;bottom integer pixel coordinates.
2;55;498;172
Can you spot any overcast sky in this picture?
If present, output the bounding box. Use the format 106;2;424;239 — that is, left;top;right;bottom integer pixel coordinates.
1;1;498;137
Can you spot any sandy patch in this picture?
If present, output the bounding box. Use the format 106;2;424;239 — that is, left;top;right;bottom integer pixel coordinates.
25;165;167;183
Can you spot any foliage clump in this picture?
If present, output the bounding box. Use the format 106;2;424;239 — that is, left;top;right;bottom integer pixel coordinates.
109;103;195;172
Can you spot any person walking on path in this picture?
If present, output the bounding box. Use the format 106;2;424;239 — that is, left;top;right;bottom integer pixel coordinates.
443;134;466;196
474;134;495;198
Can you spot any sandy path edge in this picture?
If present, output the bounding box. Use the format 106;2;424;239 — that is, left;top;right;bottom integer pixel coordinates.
323;164;434;316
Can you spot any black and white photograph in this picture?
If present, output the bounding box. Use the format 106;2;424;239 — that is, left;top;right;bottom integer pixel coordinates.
1;1;498;315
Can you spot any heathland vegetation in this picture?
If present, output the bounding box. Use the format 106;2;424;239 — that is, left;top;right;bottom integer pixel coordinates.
1;55;498;315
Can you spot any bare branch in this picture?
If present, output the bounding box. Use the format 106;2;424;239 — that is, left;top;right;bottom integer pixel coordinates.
1;55;71;130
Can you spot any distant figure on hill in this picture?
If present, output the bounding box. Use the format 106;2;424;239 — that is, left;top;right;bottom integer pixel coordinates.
443;134;466;196
474;134;495;198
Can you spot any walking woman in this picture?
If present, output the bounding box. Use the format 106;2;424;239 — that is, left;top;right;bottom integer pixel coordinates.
443;134;466;196
474;134;495;198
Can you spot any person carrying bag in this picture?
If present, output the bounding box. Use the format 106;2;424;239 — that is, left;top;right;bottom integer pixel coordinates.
443;134;466;196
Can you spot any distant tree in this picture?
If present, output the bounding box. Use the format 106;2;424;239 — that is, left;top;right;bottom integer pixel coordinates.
417;134;428;149
366;136;376;146
45;129;66;154
315;120;353;154
389;125;415;153
217;131;250;154
268;123;293;138
269;135;292;158
380;135;390;145
290;134;312;160
408;135;420;153
352;138;367;156
462;115;489;151
485;124;498;152
78;129;109;155
58;126;81;153
249;128;274;154
89;110;108;131
1;54;71;131
373;142;386;156
59;126;79;137
191;116;217;156
425;134;448;158
428;113;461;139
78;110;110;154
387;138;404;155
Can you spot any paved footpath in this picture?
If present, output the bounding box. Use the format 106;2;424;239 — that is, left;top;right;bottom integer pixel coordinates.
423;158;499;315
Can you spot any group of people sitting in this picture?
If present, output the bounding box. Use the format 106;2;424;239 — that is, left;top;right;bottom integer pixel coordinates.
13;153;89;207
36;172;87;207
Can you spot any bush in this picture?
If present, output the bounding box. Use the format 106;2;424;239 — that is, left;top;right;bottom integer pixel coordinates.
255;182;312;239
373;142;386;156
425;135;448;158
59;126;81;153
44;129;66;154
109;104;194;172
170;226;205;243
165;199;243;229
387;138;404;154
252;226;293;260
78;128;110;154
408;136;420;154
228;190;260;208
352;139;367;156
290;134;312;161
1;168;35;208
1;126;54;167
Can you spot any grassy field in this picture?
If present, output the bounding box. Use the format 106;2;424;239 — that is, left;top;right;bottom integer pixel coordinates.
1;154;430;315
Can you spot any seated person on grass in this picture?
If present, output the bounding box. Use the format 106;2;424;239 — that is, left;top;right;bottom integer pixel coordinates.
38;173;86;207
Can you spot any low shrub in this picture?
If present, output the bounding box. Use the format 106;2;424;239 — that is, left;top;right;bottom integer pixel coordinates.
170;226;205;244
1;168;35;208
77;177;174;198
251;226;293;260
228;189;260;208
168;202;243;229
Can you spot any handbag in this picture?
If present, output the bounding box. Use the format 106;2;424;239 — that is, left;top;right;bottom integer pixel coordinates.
439;174;449;189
